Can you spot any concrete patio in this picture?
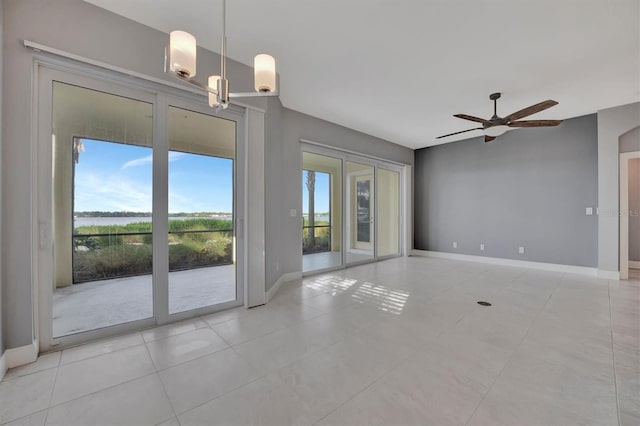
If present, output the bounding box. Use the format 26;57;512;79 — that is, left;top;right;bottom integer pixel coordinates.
53;265;235;337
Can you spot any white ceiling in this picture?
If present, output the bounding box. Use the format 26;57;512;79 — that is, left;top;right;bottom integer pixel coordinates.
84;0;639;149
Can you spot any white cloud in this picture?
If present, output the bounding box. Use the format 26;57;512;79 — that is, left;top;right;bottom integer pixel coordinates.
122;154;152;169
75;171;152;212
121;151;186;169
169;152;187;162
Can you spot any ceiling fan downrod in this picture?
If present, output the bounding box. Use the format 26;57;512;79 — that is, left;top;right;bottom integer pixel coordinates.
490;92;501;119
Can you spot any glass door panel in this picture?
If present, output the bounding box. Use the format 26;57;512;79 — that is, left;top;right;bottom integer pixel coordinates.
377;168;401;257
302;152;342;272
52;81;154;337
168;106;237;314
346;161;374;264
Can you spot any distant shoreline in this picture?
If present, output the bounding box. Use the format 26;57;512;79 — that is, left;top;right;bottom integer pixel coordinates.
74;215;233;227
74;212;232;218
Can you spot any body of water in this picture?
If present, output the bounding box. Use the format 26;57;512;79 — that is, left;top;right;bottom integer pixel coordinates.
303;214;330;222
74;216;232;227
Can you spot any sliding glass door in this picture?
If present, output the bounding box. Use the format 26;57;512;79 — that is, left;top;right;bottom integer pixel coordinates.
39;67;244;349
302;145;404;273
346;161;375;265
52;81;156;338
167;106;237;314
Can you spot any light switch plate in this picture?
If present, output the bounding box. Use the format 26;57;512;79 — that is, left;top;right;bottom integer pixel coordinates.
519;246;525;254
453;242;457;249
480;244;485;251
289;209;297;217
586;207;593;216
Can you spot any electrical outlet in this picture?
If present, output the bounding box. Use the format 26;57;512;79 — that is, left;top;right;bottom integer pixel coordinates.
453;242;457;249
480;244;485;251
519;246;525;254
289;209;297;217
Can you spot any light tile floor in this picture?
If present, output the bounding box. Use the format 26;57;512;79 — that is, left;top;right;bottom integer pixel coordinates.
2;256;639;425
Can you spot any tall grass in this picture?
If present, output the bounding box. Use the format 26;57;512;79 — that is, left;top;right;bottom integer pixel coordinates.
73;219;233;283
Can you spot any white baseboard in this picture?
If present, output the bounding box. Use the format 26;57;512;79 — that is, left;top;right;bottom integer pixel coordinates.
411;250;600;276
266;272;303;302
598;270;621;280
0;351;7;382
629;261;640;269
3;340;39;371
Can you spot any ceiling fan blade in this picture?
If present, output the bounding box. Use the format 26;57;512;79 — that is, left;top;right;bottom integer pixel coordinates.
484;135;496;143
453;114;490;124
436;127;483;139
509;119;563;127
505;100;558;122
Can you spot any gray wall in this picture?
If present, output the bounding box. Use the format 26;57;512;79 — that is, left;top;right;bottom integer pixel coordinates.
630;158;640;262
0;0;4;356
265;96;285;292
597;103;640;273
265;108;413;290
414;114;598;267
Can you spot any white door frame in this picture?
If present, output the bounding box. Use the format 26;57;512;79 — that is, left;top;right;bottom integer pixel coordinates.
620;151;640;280
35;62;249;351
376;164;404;260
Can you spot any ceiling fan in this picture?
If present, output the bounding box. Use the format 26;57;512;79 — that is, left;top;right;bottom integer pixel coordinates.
437;93;563;143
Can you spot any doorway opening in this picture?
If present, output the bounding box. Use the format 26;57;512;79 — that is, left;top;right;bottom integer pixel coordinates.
619;152;640;280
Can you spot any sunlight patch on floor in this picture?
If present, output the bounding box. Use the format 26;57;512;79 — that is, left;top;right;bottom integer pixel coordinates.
352;282;410;314
304;275;358;294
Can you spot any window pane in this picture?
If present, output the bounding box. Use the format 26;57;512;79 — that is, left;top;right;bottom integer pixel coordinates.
302;170;331;254
168;106;236;314
52;82;153;337
302;152;342;272
346;161;374;264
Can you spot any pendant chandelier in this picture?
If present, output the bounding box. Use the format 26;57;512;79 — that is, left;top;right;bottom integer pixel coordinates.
165;0;277;109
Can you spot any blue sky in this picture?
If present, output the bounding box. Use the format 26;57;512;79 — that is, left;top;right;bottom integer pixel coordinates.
302;170;330;214
74;139;233;213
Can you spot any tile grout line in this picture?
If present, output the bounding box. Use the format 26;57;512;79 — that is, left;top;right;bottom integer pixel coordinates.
309;266;524;425
607;280;622;426
42;353;62;426
58;340;147;368
141;341;179;425
45;370;159;411
309;338;420;425
463;272;565;425
46;337;215;414
0;364;59;384
186;311;374;413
